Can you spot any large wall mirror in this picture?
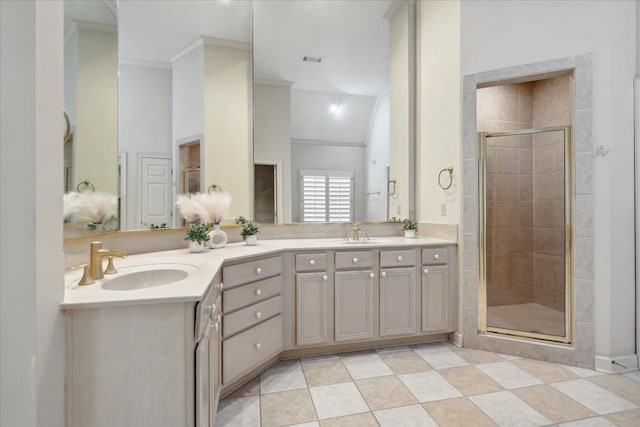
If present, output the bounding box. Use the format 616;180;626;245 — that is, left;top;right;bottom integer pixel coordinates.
63;0;414;239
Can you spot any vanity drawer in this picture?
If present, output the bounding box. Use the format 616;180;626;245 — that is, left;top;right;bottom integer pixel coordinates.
223;276;282;313
223;315;283;384
223;256;282;289
422;248;448;265
335;251;373;269
380;249;416;268
296;253;328;272
223;295;282;338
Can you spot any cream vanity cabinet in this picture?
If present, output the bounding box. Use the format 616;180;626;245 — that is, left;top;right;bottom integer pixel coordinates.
65;274;222;427
379;249;419;337
421;247;457;333
220;255;283;390
295;252;330;346
334;251;377;342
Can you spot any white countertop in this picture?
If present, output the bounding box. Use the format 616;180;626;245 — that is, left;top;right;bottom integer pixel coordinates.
61;236;456;310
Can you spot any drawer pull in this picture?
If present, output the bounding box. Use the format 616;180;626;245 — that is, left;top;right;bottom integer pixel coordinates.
309;259;316;266
256;267;262;274
255;311;262;319
397;255;403;262
369;272;374;278
434;254;440;260
213;322;219;332
322;275;328;281
423;268;429;274
255;289;262;296
381;271;387;278
255;342;262;350
216;314;222;323
352;257;359;264
215;283;224;291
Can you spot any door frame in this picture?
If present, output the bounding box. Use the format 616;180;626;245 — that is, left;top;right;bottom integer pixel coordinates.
137;153;172;229
254;161;282;223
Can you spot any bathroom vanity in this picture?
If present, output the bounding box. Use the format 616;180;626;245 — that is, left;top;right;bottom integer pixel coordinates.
62;237;456;427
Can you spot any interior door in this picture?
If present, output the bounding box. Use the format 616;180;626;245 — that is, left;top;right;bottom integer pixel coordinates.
138;155;172;228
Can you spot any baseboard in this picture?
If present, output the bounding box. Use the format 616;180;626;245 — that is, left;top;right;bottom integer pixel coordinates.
594;354;639;373
450;332;463;347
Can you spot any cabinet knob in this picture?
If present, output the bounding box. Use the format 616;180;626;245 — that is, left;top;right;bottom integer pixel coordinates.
322;275;328;281
381;271;387;278
309;259;316;266
256;267;262;274
255;289;262;296
255;342;262;350
423;268;429;274
352;257;359;264
434;254;440;260
255;311;262;319
213;322;219;332
215;283;224;291
397;255;403;262
216;314;222;323
369;272;374;278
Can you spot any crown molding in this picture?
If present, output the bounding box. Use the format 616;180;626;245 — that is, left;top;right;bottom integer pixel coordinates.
255;79;295;88
75;20;117;34
384;0;408;21
201;36;251;51
119;58;172;70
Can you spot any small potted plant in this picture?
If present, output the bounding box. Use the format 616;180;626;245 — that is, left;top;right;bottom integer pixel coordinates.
235;216;260;246
184;224;210;253
402;218;418;238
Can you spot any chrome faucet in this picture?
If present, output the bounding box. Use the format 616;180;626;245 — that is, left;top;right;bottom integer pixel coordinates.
352;223;362;241
90;241;127;280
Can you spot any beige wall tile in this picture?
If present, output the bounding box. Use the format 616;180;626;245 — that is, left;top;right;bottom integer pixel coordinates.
497;94;520;122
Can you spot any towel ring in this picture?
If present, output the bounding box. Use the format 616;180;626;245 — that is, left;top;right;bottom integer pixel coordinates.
438;167;454;190
76;181;95;193
208;184;224;194
387;180;397;196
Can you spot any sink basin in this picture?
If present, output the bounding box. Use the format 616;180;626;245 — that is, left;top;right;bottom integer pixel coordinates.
101;263;199;291
338;239;390;245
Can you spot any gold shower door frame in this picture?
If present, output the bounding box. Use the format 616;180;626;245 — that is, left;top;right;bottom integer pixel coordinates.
478;126;573;344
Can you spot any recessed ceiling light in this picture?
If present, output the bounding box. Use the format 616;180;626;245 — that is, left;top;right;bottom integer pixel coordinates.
329;104;341;114
303;56;323;63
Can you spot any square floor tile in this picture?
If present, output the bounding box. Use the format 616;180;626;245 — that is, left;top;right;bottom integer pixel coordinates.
288;423;320;427
469;391;552;427
355;376;417;410
319;412;379;427
341;352;393;380
302;359;352;387
622;371;640;383
301;354;339;364
375;345;411;353
413;346;470;369
498;353;522;360
476;361;544;389
439;366;503;396
511;384;596;423
604;408;640;427
260;360;307;394
562;365;605;378
450;347;505;365
373;404;438;427
215;396;260;427
398;370;462;403
309;382;369;420
379;349;432;374
512;359;579;383
551;379;637;415
423;397;498;427
588;374;640;405
558;417;617;427
260;388;317;427
226;376;260;399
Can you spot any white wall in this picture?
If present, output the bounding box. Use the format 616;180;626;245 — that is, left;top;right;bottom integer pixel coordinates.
1;1;64;425
365;91;390;221
461;0;636;363
119;64;173;229
417;0;461;224
291;141;366;222
64;29;78;126
254;82;292;222
172;47;204;142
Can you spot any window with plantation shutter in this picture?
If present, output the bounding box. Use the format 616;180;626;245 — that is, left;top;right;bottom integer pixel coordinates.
300;170;354;222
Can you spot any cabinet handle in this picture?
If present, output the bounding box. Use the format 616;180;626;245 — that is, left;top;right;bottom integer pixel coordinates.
322;275;328;281
309;259;316;266
352;257;359;264
256;267;262;274
423;268;429;274
434;254;440;260
369;272;374;278
213;322;219;332
215;283;224;291
381;271;387;278
397;255;403;262
255;342;262;350
255;289;262;296
255;311;262;319
216;314;222;323
206;305;213;316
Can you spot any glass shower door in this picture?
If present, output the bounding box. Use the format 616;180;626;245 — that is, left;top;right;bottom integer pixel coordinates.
478;126;572;343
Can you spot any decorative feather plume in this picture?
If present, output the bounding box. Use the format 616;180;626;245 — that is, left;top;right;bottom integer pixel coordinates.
63;191;84;221
84;192;118;224
175;194;206;224
195;191;232;224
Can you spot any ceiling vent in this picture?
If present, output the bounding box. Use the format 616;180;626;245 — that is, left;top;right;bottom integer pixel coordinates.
303;56;323;63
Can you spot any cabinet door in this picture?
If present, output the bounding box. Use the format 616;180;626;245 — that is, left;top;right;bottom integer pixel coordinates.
195;319;211;427
296;272;329;346
209;303;221;425
380;267;417;337
335;270;375;342
422;265;449;332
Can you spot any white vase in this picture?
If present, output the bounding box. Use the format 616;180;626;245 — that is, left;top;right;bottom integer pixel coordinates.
245;235;257;246
207;223;228;249
189;241;206;253
404;229;416;238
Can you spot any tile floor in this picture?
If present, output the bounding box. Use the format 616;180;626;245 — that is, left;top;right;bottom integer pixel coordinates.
215;342;640;427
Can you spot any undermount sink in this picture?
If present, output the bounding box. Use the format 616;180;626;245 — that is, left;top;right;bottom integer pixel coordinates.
338;238;390;245
101;263;200;291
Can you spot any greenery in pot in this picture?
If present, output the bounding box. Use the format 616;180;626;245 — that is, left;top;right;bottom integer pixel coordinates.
235;216;260;240
402;218;418;231
184;224;211;244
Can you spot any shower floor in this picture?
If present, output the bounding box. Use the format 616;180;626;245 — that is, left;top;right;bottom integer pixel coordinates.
487;302;565;337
